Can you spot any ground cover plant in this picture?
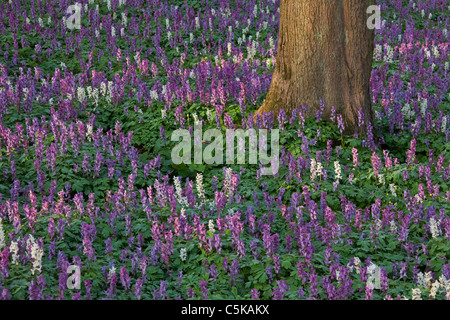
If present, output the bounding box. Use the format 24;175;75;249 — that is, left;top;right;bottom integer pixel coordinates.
0;0;449;300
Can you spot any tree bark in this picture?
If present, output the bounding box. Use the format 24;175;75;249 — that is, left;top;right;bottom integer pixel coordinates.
256;0;375;135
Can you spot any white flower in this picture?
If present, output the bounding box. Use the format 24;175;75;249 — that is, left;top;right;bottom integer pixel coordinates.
111;26;116;37
174;176;188;207
208;220;215;234
180;248;187;261
367;262;381;289
10;241;19;265
77;86;86;103
27;236;43;275
108;265;116;280
0;218;5;251
86;124;93;142
384;44;394;63
195;17;200;29
353;257;361;274
161;109;166;119
334;161;342;181
150;90;159;101
206;109;213;122
389;220;397;233
310;159;317;180
429;218;441;239
224;167;234;198
122;12;128;27
100;82;107;96
412;288;422;300
196;173;205;202
378;174;385;186
389;183;397;197
429;281;440;299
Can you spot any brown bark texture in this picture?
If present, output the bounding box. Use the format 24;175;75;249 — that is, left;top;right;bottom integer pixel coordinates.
256;0;376;135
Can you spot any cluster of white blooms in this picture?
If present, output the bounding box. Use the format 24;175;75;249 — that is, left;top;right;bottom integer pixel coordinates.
253;5;258;17
378;173;385;186
0;218;5;251
77;86;86;103
441;116;447;133
429;218;441;239
173;176;188;207
227;42;232;56
108;265;116;280
429;281;440;299
27;235;43;275
353;257;361;274
86;124;93;142
439;275;450;299
424;47;431;60
224;167;234;198
150;90;159;101
196;173;205;202
180;248;187;261
310;159;323;181
374;44;383;61
389;220;397;233
206;109;213;123
384;44;394;63
189;32;194;43
161;109;166;119
420;99;428;116
86;86;92;99
431;45;440;58
444;29;448;40
122;12;128;27
401;103;415;120
106;81;113;103
334;161;342;181
195;17;200;30
247;41;258;60
38;17;44;28
367;262;381;289
9;241;19;265
208;220;215;234
100;82;107;97
107;0;111;11
412;288;422;300
22;87;30;101
417;271;433;288
389;183;397;197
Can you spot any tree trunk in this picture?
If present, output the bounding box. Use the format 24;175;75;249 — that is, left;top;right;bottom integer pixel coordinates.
256;0;375;135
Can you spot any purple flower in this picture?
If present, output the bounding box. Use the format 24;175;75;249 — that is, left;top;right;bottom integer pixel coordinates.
251;289;259;299
120;266;131;290
199;280;208;300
